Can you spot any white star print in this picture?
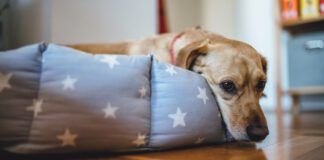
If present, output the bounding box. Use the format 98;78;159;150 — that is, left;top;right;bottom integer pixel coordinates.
139;86;147;98
26;99;44;118
168;107;186;128
197;87;209;104
195;137;205;144
62;75;78;91
0;72;12;93
132;133;147;147
56;128;78;147
102;103;119;119
99;55;120;69
165;65;177;76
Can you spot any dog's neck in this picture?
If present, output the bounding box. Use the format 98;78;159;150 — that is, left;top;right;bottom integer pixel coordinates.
169;32;185;65
170;34;190;59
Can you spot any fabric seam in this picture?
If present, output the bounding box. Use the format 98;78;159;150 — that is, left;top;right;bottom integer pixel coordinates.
147;55;154;148
25;43;47;146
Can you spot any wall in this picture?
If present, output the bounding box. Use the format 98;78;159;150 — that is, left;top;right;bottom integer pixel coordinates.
0;0;10;50
234;0;276;110
8;0;157;47
201;0;235;38
166;0;235;38
281;31;292;110
50;0;157;44
9;0;50;48
165;0;201;32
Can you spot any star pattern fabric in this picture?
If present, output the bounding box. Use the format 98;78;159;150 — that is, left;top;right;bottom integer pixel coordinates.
168;107;187;128
99;55;120;69
26;99;44;118
139;86;147;98
150;59;225;148
165;65;177;76
0;44;226;153
0;72;12;93
195;137;205;144
102;103;119;119
56;128;78;147
132;133;147;147
62;75;78;91
197;87;209;104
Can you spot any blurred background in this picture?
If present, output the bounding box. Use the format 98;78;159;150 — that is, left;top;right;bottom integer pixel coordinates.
0;0;323;113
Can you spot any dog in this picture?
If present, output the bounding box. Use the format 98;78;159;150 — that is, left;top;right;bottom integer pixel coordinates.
68;28;269;142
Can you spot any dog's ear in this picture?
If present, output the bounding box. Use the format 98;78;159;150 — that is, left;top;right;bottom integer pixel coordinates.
260;55;267;74
176;39;210;69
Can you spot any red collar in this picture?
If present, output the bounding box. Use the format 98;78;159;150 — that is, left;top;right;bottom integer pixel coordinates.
169;32;185;65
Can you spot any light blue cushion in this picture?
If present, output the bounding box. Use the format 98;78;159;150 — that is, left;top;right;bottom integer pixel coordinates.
0;44;43;148
150;59;225;149
17;44;151;153
0;44;227;154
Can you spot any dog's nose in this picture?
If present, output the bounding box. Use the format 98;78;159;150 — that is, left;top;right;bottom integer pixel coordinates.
246;124;268;142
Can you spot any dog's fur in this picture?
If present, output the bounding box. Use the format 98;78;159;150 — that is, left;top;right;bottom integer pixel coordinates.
68;28;269;141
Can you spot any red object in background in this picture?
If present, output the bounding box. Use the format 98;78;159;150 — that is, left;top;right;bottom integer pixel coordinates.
281;0;299;20
158;0;168;33
320;0;324;15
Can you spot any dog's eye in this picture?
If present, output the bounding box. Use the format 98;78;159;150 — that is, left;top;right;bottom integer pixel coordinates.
256;80;266;92
219;80;237;94
197;71;202;74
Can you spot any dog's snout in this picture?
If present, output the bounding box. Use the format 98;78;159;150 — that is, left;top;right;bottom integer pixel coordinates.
246;124;268;142
251;114;261;123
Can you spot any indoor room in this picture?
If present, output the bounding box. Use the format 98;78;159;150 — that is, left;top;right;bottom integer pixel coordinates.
0;0;323;159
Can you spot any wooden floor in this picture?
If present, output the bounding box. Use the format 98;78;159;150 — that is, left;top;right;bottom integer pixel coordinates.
112;112;324;160
2;112;324;160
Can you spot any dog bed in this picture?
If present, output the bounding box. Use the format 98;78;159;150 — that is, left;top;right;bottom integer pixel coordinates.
0;43;230;154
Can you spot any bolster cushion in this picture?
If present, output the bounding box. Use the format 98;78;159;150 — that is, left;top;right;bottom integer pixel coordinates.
0;44;226;154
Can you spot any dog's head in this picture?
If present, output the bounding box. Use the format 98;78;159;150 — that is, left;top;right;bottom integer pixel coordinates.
176;34;268;142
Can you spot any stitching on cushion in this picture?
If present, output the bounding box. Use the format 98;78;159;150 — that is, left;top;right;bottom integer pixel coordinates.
25;43;47;146
147;55;153;148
